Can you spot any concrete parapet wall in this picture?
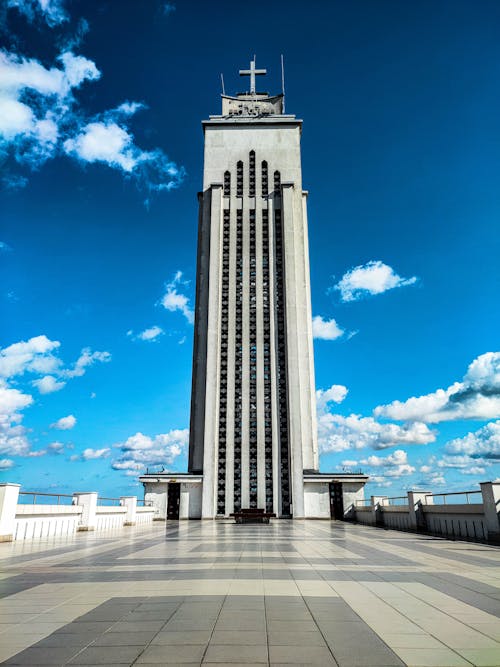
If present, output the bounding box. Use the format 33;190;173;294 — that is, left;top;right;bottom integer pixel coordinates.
0;484;157;541
353;483;500;543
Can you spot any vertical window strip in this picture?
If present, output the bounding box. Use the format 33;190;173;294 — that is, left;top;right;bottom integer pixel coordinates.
261;161;268;197
223;170;231;197
262;208;273;513
233;208;243;511
249;150;255;197
249;208;258;508
217;209;230;515
237;161;243;197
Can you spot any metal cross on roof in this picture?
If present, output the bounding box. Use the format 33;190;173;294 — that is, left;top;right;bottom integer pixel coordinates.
239;57;267;94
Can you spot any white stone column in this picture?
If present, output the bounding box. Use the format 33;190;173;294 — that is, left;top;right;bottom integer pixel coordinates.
201;184;223;519
241;194;250;508
480;482;500;542
73;492;98;531
0;483;20;542
120;496;137;526
282;182;305;518
255;204;266;509
225;201;236;516
407;491;431;531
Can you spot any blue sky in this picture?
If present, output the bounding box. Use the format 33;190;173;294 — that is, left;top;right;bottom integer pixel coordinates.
1;0;499;500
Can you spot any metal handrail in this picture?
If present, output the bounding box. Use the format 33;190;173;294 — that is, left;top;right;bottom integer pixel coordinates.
18;491;75;505
386;496;408;506
425;490;482;505
98;497;122;506
355;499;372;506
137;499;154;507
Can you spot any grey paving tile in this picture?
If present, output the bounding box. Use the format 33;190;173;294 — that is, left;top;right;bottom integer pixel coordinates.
269;645;337;665
2;646;81;665
67;645;144;664
135;643;206;663
91;631;159;646
203;644;268;663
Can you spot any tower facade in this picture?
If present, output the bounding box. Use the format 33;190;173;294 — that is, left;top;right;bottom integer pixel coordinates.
188;60;318;518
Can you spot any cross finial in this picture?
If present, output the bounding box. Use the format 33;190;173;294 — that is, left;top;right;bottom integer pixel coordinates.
239;57;267;95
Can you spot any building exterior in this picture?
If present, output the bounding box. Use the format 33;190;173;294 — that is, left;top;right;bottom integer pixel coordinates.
140;60;368;519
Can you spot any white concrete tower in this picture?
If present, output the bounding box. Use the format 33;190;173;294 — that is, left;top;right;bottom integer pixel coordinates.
188;59;318;518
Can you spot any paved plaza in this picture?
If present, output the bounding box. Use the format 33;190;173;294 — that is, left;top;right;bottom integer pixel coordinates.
0;521;499;666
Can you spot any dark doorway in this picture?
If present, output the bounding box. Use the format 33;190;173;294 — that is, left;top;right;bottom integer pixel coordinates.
329;482;344;520
167;483;180;520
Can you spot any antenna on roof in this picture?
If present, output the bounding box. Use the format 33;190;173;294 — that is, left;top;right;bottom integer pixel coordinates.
220;73;226;95
281;54;286;113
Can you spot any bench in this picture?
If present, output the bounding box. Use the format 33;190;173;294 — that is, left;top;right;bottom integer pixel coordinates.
230;508;276;524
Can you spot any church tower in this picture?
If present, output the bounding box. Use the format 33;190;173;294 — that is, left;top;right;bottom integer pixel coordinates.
188;59;318;518
140;61;368;521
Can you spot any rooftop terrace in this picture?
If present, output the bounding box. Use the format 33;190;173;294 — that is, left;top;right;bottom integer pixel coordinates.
0;520;499;666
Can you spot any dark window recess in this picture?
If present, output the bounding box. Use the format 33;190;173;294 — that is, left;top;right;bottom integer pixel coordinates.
249;150;255;197
237;160;243;197
223;171;231;197
262;208;273;512
233;208;243;512
217;209;231;514
274;196;291;516
274;170;281;196
262;161;268;197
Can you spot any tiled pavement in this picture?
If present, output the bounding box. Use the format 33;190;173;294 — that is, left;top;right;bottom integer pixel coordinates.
0;521;499;666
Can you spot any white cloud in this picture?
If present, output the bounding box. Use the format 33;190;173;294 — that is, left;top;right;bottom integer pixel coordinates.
0;381;33;456
312;316;344;340
50;414;76;430
334;260;417;302
316;384;348;412
345;449;416;479
6;0;69;26
444;420;500;460
81;447;110;460
112;428;188;474
32;375;66;394
0;458;14;469
375;352;500;423
160;272;194;324
63;348;111;378
317;412;435;453
0;335;61;379
1;26;184;195
47;441;64;454
128;326;164;342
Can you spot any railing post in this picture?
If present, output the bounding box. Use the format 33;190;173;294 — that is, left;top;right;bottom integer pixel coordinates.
371;496;387;527
72;492;98;531
480;482;500;543
120;496;137;526
0;483;20;542
407;491;431;532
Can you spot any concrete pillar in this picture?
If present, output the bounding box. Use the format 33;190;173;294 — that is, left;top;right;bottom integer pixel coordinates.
371;496;387;527
120;496;137;526
480;482;500;543
0;483;20;542
73;492;98;531
408;491;432;531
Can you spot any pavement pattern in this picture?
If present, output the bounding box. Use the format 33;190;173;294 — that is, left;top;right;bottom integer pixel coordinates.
0;520;499;666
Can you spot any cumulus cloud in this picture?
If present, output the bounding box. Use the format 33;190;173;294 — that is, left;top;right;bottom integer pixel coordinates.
0;381;33;457
128;326;164;342
63;348;111;378
318;412;435;454
6;0;69;26
32;374;66;394
445;420;500;460
81;447;109;460
333;260;417;302
50;414;76;430
312;316;344;340
112;428;188;474
375;352;500;423
160;272;194;324
343;449;415;479
0;335;61;379
1;9;185;196
316;384;348;412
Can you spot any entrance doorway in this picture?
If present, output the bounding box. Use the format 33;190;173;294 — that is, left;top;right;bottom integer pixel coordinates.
167;483;180;520
329;482;344;520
